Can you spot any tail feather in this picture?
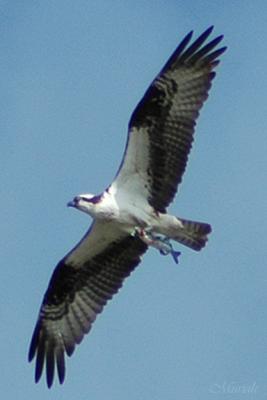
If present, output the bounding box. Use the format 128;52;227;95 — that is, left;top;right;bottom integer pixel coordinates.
174;218;212;251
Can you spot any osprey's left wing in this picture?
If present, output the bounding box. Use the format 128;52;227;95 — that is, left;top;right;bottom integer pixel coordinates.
112;27;226;212
28;221;147;387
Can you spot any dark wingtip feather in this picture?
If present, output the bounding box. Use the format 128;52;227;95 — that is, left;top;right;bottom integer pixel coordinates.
47;373;54;388
56;349;66;385
28;323;40;362
46;345;55;388
179;26;215;62
205;25;214;35
201;25;214;39
161;30;193;72
207;46;227;63
35;344;45;384
189;35;224;63
64;341;75;357
176;30;193;55
28;340;36;363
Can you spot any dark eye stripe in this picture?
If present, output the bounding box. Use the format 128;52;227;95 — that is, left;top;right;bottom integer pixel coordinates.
81;194;102;204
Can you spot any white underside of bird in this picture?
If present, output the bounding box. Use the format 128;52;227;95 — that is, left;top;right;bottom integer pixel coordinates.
67;185;210;267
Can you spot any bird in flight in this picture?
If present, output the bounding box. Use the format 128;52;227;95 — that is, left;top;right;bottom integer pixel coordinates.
28;26;226;387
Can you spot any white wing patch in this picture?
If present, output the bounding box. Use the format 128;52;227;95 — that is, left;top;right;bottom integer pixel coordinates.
66;221;126;267
111;126;151;198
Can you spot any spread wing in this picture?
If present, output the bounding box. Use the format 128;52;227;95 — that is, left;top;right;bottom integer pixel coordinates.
112;26;226;212
28;221;147;387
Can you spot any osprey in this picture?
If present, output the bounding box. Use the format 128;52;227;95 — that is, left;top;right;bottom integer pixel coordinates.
29;26;226;387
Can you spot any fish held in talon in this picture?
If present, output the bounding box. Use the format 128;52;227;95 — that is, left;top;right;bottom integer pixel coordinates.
136;228;181;264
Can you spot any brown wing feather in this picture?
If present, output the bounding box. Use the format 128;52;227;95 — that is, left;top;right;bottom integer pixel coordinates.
118;26;226;212
28;233;147;387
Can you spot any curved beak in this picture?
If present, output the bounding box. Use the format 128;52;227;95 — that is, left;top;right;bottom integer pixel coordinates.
67;196;79;208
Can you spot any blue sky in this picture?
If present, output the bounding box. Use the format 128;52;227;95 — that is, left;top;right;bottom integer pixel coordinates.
1;1;267;399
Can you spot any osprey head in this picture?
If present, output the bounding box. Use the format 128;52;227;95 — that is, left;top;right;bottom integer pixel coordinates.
67;193;102;216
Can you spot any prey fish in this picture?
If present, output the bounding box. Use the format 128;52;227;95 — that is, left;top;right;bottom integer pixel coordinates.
134;228;181;264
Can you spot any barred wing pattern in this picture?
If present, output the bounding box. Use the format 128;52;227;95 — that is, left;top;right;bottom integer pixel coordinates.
114;26;226;212
28;228;147;387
